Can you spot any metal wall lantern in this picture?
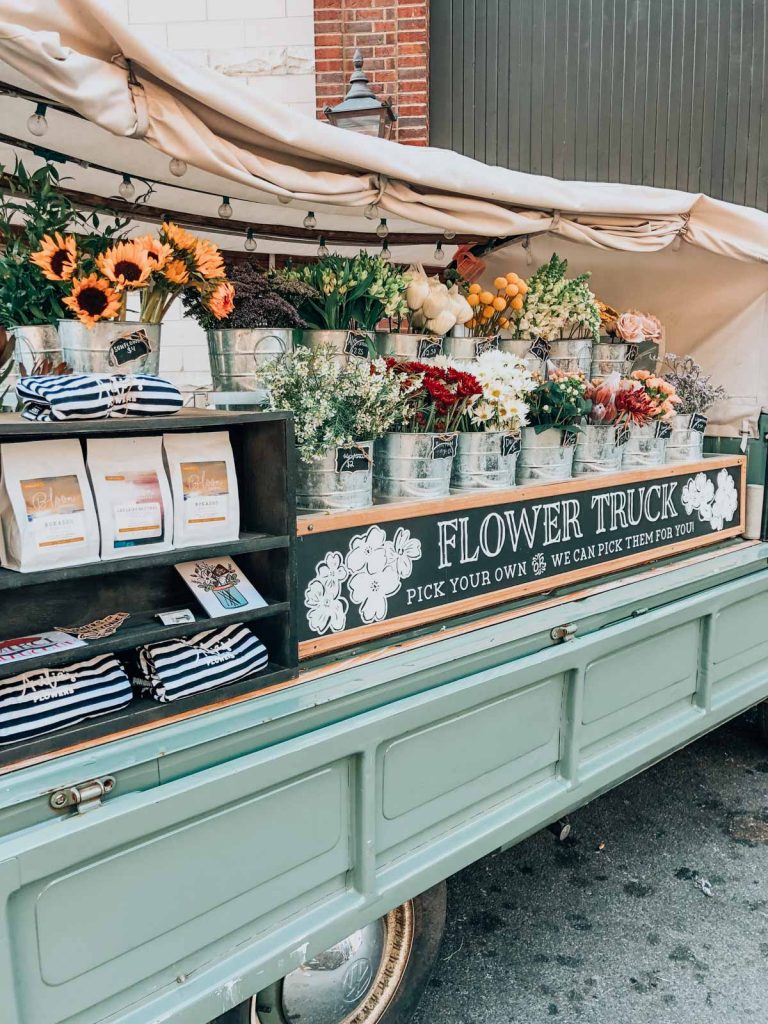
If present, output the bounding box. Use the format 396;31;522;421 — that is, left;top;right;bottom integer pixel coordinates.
324;49;397;139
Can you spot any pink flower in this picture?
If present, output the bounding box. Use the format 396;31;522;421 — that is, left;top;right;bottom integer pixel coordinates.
638;314;663;342
616;311;646;343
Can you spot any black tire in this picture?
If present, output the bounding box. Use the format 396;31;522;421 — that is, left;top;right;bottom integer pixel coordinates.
756;703;768;745
211;881;447;1024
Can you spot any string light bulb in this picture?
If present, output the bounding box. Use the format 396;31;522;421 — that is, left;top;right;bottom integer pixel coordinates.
303;211;317;230
118;174;136;201
433;240;445;262
443;229;456;240
364;203;379;220
27;102;48;137
376;218;389;238
317;236;330;258
381;240;392;262
169;157;187;177
218;196;233;219
244;228;258;252
278;195;292;205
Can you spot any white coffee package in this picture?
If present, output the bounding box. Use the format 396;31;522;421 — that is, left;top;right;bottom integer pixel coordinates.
163;431;240;547
87;435;173;558
0;438;100;572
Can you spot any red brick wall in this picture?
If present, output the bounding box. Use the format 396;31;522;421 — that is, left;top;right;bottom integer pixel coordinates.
314;0;429;145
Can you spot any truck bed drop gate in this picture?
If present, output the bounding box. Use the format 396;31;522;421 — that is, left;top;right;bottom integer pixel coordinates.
1;550;767;1024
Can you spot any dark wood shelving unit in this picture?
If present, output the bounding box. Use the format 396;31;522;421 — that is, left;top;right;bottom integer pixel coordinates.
0;409;298;770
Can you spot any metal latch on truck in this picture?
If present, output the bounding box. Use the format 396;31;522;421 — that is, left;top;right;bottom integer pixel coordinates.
49;775;116;814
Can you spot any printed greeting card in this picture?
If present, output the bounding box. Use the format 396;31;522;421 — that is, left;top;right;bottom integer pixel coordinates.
174;557;267;618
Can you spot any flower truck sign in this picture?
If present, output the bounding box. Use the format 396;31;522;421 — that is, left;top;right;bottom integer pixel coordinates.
296;457;745;657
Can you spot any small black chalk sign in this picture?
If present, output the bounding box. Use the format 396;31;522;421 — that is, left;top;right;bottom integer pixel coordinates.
502;433;522;457
418;338;443;359
529;338;551;360
689;413;708;433
432;434;458;460
561;429;578;448
344;332;371;357
656;421;673;439
614;423;631;447
108;329;152;367
625;343;639;362
475;337;499;356
335;446;371;473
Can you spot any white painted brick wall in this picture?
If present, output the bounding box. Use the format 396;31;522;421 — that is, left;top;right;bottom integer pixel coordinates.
116;0;318;393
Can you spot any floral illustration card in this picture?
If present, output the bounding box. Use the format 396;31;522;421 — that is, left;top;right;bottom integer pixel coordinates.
174;557;267;618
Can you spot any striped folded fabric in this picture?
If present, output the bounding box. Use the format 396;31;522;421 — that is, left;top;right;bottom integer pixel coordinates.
16;374;183;421
0;654;132;744
136;623;269;703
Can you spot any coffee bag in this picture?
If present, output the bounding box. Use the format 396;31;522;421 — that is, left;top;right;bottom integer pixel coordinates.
0;439;100;572
163;431;239;546
87;436;173;558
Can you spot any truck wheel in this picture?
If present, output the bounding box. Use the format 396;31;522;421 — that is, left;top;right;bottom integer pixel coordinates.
212;882;447;1024
756;703;768;745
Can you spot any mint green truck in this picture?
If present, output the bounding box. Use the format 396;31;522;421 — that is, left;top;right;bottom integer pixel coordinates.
0;421;766;1024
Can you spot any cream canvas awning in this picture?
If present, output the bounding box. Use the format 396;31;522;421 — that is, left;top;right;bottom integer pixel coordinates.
0;0;766;433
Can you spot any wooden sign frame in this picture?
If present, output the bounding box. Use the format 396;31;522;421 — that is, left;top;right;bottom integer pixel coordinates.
297;456;747;658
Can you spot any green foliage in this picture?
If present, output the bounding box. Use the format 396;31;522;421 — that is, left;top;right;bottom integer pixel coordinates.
285;252;410;331
526;372;592;432
0;160;129;329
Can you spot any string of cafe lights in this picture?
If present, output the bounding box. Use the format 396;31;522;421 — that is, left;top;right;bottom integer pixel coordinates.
10;89;461;260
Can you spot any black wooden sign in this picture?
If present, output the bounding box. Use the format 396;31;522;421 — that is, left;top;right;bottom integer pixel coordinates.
297;458;744;654
335;445;371;473
107;329;152;367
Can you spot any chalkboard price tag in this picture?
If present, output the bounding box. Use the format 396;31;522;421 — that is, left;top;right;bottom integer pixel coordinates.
689;413;708;433
108;329;152;367
335;445;371;473
530;338;551;360
344;331;371;358
431;434;458;460
625;343;639;362
502;433;522;457
561;429;578;448
418;337;443;359
475;337;499;357
656;421;673;439
614;423;631;447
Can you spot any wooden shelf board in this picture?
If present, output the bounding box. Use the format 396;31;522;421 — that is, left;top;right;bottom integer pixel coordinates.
0;532;290;592
0;601;290;680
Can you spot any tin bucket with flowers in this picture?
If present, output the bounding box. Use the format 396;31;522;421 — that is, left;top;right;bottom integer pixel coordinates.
619;371;681;469
517;371;592;483
661;354;727;465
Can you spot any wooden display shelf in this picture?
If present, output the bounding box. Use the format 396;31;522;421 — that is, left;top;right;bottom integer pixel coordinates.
0;408;298;771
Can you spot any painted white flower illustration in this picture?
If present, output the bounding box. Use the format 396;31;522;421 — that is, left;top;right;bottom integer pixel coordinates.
681;473;715;517
681;470;738;532
710;469;738;531
304;577;349;635
305;524;424;635
392;527;422;578
532;552;547;576
314;550;348;595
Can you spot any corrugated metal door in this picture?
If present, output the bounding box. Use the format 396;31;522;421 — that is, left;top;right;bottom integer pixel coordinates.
429;0;768;208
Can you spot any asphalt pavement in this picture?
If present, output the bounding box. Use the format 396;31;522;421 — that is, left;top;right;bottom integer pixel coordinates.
413;712;768;1024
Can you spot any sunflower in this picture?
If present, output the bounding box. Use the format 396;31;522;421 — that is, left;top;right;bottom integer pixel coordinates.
193;238;225;280
205;281;236;320
97;241;152;288
134;235;172;271
161;221;197;251
30;232;78;281
163;258;190;286
63;275;122;328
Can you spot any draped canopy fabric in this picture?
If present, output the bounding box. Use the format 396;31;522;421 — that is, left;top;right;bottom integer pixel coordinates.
0;0;766;433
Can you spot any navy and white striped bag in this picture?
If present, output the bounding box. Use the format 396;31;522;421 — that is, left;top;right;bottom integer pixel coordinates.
16;374;183;422
0;654;132;744
135;624;268;703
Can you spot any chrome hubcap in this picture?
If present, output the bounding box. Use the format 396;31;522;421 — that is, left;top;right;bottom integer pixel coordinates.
254;903;414;1024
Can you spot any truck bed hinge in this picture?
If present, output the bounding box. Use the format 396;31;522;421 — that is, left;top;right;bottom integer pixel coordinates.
49;775;115;814
551;622;577;643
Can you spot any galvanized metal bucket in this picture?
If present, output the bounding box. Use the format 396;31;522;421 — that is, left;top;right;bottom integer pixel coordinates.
450;431;518;492
443;334;499;363
517;427;576;483
295;329;375;366
590;337;637;378
5;324;62;405
296;440;374;511
621;422;667;468
498;337;544;373
573;423;623;476
664;412;705;464
545;337;593;376
58;320;160;375
374;332;444;361
374;431;456;499
206;328;293;400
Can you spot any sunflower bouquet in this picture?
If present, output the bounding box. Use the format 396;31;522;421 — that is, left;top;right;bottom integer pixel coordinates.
29;221;234;328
